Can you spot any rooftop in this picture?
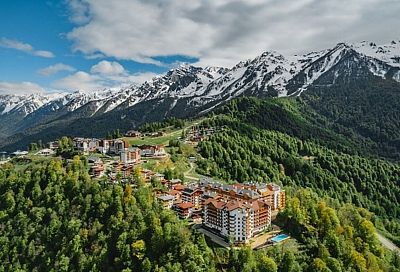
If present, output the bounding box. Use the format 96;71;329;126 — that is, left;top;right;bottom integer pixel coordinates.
177;202;194;209
158;195;175;201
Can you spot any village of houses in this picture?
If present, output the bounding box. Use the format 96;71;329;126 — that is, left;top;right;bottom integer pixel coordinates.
0;125;289;248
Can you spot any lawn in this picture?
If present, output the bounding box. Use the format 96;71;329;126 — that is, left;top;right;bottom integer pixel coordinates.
125;129;184;146
125;118;207;146
7;155;56;172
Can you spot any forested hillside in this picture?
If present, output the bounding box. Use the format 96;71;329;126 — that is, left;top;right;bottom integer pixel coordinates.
1;157;399;271
1;96;400;271
0;158;215;271
304;77;400;160
221;189;400;272
198;98;400;247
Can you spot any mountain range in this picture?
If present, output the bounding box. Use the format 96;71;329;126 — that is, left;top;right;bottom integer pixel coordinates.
1;40;400;152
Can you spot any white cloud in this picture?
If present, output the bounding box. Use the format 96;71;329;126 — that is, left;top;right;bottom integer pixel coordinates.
53;71;102;91
38;63;76;76
0;38;55;58
90;60;125;75
34;50;55;58
66;0;91;24
53;61;157;92
0;81;45;95
66;0;400;67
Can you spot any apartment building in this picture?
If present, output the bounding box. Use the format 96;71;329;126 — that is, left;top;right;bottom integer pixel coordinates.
120;147;141;165
182;186;203;208
199;178;285;211
203;198;272;243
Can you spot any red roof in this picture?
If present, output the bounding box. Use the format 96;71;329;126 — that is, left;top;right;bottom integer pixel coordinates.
168;190;181;196
204;199;225;209
173;184;185;191
177;202;194;209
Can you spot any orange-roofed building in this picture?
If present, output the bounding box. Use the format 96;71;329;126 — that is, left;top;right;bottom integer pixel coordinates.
173;184;185;191
203;198;271;244
176;202;194;219
168;189;182;203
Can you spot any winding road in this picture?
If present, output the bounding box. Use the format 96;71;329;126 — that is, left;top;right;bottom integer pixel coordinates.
377;233;399;252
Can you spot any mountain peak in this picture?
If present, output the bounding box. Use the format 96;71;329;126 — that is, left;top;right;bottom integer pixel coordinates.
1;39;400;146
348;40;400;67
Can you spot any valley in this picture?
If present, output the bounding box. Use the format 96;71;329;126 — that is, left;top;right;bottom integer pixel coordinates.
1;99;399;271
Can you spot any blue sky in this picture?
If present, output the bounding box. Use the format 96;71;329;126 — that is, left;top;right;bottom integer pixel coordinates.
1;0;399;94
0;0;197;94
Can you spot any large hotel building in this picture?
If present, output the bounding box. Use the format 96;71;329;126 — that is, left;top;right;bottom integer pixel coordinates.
157;177;285;244
200;179;285;243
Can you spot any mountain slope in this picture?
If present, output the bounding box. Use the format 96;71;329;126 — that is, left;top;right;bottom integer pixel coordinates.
196;96;400;244
1;40;400;154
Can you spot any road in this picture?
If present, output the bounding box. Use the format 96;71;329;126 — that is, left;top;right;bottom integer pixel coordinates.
184;162;200;181
377;233;399;252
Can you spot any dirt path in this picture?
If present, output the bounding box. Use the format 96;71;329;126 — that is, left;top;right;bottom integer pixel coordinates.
377;233;399;252
184;162;201;181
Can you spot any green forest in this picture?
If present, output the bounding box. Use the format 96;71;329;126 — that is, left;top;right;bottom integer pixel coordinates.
1;95;400;271
1;157;399;271
0;157;214;271
198;98;400;246
304;77;400;160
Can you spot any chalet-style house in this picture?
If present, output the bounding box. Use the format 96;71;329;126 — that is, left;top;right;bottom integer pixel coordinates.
167;190;182;203
88;157;105;177
168;178;182;189
186;125;220;143
176;202;194;219
48;141;59;150
125;130;141;137
136;144;166;157
120;147;141;165
182;186;203;208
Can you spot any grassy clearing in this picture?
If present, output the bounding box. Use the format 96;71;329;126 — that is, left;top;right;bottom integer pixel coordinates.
126;132;182;146
125;119;206;146
8;155;55;172
139;143;201;183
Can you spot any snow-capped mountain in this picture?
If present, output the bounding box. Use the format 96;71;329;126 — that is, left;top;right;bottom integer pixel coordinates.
0;93;64;116
1;40;400;151
351;40;400;67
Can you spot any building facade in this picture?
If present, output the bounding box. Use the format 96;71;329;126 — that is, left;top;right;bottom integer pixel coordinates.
182;186;203;208
137;144;166;157
120;147;141;164
203;198;271;243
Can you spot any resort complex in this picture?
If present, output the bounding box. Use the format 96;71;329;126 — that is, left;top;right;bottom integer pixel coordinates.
157;178;286;244
4;128;287;246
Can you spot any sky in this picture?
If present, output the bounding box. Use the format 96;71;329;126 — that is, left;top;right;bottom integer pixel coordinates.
0;0;399;95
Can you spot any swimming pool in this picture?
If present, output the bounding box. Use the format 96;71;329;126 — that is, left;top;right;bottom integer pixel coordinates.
271;234;290;243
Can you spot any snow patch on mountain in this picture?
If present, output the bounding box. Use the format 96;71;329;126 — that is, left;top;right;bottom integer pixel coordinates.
2;40;400;119
0;93;65;115
297;44;351;95
351;40;400;67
